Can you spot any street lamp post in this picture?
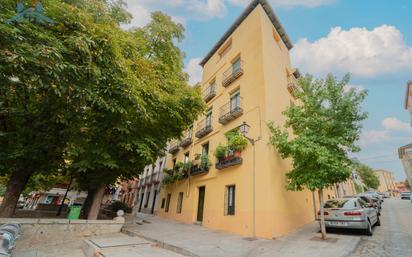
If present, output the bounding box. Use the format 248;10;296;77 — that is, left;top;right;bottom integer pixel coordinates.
238;121;261;239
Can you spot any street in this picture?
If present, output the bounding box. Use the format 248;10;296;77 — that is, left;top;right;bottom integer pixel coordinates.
349;198;412;257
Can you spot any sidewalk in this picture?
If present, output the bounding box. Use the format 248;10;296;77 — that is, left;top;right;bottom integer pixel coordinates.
123;214;360;257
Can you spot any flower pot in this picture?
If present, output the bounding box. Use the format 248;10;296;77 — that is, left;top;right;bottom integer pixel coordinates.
234;150;241;158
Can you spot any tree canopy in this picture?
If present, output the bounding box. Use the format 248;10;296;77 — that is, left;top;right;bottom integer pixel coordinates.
355;163;380;190
268;74;367;191
0;0;204;217
268;74;367;239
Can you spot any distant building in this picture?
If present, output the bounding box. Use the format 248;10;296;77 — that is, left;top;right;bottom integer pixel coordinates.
398;143;412;187
374;169;397;196
25;187;87;210
404;80;412;125
113;179;138;208
395;181;408;193
135;156;166;214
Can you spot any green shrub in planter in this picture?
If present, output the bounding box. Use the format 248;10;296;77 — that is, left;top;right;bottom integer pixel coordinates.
214;144;227;160
228;132;248;152
200;154;212;171
108;201;132;213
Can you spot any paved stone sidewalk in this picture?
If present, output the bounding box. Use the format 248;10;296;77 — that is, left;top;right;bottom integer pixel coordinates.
124;214;361;257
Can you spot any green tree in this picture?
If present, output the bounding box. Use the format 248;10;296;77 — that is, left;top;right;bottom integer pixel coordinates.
355;164;380;190
268;74;367;239
0;0;203;218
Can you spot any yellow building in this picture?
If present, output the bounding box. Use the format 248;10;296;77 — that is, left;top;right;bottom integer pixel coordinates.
158;0;331;239
374;169;397;197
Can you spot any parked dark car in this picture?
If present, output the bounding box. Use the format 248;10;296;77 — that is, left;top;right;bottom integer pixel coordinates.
400;191;411;200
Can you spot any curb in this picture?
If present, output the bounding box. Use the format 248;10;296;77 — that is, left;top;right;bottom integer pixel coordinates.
342;237;362;257
122;228;201;257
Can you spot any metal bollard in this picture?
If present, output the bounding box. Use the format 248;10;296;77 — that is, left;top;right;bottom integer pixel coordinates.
0;223;21;256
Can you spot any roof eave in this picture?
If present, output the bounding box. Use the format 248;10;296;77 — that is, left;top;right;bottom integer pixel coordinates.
199;0;293;67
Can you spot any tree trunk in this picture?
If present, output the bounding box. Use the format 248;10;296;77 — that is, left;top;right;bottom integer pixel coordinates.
82;188;95;218
0;170;32;217
318;188;327;240
57;176;72;216
87;184;105;220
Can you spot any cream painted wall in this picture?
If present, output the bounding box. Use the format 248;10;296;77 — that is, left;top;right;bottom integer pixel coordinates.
158;4;339;239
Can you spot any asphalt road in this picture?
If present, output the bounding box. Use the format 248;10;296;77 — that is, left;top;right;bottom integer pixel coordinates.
349;197;412;257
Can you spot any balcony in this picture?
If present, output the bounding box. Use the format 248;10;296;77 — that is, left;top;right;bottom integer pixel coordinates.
195;118;213;138
216;156;243;170
189;165;209;176
168;140;180;154
151;173;160;184
179;130;193;148
287;75;299;99
203;84;216;103
218;100;243;125
222;61;244;87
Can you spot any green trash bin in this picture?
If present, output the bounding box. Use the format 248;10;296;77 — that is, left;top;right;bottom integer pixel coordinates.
67;206;82;220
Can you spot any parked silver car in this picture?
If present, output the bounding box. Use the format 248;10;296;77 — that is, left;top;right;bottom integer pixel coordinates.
320;198;380;235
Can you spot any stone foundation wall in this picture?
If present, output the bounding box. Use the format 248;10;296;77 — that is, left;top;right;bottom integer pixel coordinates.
0;218;124;249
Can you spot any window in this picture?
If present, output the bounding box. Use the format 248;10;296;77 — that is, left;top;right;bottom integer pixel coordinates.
202;143;209;156
172;158;176;169
225;185;236;216
218;38;232;58
232;58;241;73
177;192;183;214
144;192;150;208
161;198;165;209
165;194;171;212
158;161;163;172
205;109;212;127
230;91;240;112
184;152;189;164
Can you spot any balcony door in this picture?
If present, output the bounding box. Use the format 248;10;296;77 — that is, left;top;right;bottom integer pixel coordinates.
230;91;240;112
232;58;241;73
205;110;212;127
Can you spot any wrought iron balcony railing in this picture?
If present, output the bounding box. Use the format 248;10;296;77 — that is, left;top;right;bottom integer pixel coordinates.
168;140;180;154
179;129;193;148
216;156;242;170
222;60;244;87
203;84;216;102
195;118;213;138
218;99;243;125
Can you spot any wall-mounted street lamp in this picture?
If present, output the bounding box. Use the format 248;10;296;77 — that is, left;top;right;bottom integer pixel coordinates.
238;121;261;239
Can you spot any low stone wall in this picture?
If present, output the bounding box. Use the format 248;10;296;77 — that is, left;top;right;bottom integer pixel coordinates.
0;218;124;249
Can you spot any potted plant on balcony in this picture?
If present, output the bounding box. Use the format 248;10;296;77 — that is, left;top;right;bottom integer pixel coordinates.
228;131;248;158
200;154;212;171
214;144;227;162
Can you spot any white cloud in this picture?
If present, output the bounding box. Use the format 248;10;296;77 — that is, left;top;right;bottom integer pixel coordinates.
184;58;203;85
382;117;411;131
360;130;391;145
123;4;151;29
125;0;226;29
343;84;365;93
292;25;412;77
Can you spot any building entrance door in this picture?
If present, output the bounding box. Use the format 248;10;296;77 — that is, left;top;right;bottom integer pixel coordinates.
197;186;205;222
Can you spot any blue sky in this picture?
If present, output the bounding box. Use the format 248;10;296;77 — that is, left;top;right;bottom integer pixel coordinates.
127;0;412;181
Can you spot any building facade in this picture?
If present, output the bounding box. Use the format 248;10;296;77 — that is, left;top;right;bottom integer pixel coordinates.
399;144;412;187
157;0;333;239
404;80;412;125
135;156;167;214
374;169;397;196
